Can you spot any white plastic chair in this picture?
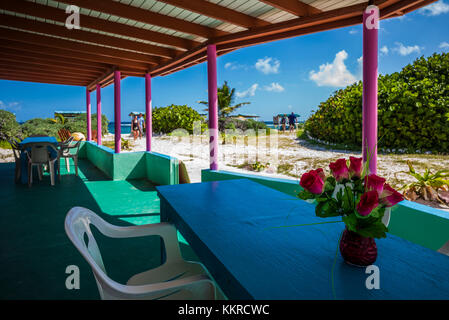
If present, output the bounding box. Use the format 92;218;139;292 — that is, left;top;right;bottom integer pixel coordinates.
65;207;216;300
59;138;80;176
25;142;59;187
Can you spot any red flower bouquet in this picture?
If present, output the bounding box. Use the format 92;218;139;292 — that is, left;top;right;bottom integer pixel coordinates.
298;157;404;239
298;157;404;266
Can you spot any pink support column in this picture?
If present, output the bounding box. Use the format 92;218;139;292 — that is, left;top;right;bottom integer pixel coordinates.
96;84;102;145
86;88;91;141
207;44;218;170
145;73;152;152
362;4;379;174
114;71;121;153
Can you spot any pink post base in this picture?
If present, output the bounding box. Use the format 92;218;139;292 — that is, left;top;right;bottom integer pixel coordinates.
145;73;152;152
96;84;102;145
114;71;121;153
207;44;219;170
362;5;379;174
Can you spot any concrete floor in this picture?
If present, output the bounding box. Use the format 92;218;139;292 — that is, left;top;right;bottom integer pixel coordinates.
0;158;198;299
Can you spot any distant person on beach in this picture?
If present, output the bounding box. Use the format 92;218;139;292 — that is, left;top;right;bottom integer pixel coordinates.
288;112;297;133
281;115;287;132
273;115;279;129
132;115;139;141
138;113;145;139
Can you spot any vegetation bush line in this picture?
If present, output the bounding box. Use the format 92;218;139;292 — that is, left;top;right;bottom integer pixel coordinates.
152;104;206;134
305;52;449;153
0;109;22;141
220;117;267;132
0;111;109;142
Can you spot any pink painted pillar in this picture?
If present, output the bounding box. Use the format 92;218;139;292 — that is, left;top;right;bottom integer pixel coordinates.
86;88;91;141
114;71;121;153
207;44;218;170
96;84;102;145
145;73;152;152
362;5;379;174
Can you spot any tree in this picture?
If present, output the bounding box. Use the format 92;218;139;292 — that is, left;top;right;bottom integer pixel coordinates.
198;81;250;117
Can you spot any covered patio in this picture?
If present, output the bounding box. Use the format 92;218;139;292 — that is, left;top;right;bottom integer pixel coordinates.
1;0;448;300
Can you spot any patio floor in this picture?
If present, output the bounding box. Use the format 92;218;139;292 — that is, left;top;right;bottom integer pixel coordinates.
0;158;199;299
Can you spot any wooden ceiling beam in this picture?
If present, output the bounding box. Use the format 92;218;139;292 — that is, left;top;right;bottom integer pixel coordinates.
0;14;178;59
157;0;270;28
87;69;115;91
258;0;321;17
0;0;199;51
0;61;103;77
0;74;87;86
212;2;370;46
54;0;229;38
217;15;363;51
0;35;156;70
381;0;436;18
0;68;96;81
0;49;108;72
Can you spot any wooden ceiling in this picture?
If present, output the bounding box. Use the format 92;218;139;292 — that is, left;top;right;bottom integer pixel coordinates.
0;0;436;91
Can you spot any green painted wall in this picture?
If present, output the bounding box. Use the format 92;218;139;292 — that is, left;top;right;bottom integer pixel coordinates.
82;142;179;185
112;151;147;181
146;152;179;185
201;169;449;251
86;142;114;179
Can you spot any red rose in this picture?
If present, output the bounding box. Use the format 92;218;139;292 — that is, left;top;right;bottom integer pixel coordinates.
300;169;324;195
315;168;326;181
349;156;363;178
329;158;349;182
380;184;404;207
365;174;386;195
357;190;379;216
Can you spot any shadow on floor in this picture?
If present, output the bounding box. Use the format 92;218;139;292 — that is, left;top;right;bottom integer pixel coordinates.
0;159;199;299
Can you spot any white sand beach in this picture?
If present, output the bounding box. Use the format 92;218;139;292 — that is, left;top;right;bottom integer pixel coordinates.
2;132;448;212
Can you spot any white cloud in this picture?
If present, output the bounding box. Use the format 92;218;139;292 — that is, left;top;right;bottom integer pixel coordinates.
263;82;285;92
309;50;358;87
420;0;449;16
440;41;449;49
0;100;21;112
380;45;389;55
393;42;423;56
255;57;280;74
224;62;247;70
349;29;358;35
236;84;258;98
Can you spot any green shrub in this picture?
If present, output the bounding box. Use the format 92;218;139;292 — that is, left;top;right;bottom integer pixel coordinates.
219;117;267;132
152;104;206;134
64;114;109;137
21;118;64;138
305;52;449;153
0;109;22;141
20;114;109;140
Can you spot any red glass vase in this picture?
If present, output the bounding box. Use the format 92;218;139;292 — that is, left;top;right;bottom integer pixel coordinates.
339;228;377;267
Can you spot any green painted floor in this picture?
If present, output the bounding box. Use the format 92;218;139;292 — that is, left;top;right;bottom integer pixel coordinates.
0;159;198;299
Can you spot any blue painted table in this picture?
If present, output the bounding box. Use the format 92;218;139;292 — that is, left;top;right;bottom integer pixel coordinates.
157;179;449;300
19;136;59;184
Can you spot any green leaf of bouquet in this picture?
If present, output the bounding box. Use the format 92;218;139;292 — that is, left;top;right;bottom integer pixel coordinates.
326;176;336;187
356;221;388;239
342;214;357;233
298;190;315;200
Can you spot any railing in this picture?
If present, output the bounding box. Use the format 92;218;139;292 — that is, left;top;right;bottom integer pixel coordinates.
78;141;179;185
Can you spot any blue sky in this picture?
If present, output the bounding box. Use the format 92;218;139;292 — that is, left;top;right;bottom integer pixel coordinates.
1;1;448;122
